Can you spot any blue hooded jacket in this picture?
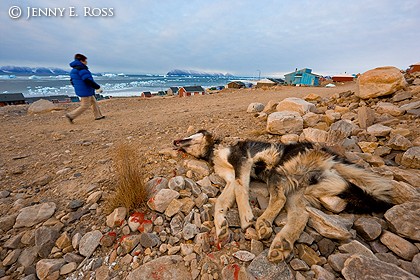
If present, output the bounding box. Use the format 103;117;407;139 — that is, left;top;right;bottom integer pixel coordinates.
69;60;100;97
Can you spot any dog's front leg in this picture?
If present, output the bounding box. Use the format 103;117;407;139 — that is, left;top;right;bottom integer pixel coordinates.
256;181;286;240
214;181;236;242
268;191;309;263
234;176;254;230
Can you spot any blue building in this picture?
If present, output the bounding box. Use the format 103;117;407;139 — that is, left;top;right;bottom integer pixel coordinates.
284;68;321;86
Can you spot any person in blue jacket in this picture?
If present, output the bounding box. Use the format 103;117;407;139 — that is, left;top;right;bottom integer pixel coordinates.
66;53;105;123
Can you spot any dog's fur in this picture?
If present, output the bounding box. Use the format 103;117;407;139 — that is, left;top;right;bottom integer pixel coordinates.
173;130;394;262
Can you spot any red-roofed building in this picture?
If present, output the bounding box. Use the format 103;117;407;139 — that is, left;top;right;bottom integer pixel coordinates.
178;86;205;97
408;62;420;73
332;74;354;82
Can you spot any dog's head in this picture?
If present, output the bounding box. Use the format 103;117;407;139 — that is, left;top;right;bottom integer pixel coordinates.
173;130;214;160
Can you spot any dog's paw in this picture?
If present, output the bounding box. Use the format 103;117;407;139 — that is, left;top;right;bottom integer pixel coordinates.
256;218;273;240
216;220;232;249
215;218;230;239
239;207;254;230
267;235;293;263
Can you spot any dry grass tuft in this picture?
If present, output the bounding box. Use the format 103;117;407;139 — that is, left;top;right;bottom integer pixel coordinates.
105;143;148;213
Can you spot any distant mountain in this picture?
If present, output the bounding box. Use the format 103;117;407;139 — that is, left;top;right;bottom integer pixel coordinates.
167;69;233;77
0;66;69;75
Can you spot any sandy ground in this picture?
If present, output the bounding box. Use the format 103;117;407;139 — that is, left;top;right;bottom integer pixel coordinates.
0;83;357;214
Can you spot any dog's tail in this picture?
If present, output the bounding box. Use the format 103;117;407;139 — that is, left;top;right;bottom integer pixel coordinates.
334;163;394;213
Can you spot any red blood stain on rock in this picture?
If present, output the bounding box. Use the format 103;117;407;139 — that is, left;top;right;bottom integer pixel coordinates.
138;219;153;232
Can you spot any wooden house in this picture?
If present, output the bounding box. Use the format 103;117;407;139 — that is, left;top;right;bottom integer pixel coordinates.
141;91;152;98
227;81;245;89
257;78;285;88
284;68;321;86
178;86;205;97
167;87;179;96
408;62;420;73
0;93;26;106
332;74;354;82
256;78;277;88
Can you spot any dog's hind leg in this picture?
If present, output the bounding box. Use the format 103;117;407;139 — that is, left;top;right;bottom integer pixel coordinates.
268;190;309;263
256;183;286;240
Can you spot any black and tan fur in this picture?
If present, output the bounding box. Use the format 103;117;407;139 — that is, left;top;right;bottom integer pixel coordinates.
173;130;394;262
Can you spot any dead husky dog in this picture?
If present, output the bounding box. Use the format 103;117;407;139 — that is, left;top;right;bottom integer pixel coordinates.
173;130;394;262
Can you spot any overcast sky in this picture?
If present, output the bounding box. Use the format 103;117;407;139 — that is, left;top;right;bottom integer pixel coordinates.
1;0;419;76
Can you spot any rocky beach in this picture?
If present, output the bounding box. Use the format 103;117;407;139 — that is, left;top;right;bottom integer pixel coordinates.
0;66;419;280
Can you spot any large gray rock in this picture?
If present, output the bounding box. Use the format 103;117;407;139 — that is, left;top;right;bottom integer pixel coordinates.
28;99;62;115
387;134;413;151
327;120;354;144
247;250;294;280
18;246;38;268
376;102;405;116
342;254;418;280
367;124;392;137
120;234;142;254
380;230;419;260
247;102;265;113
276;97;316;116
384;202;420;241
338;240;376;259
300;128;328;143
146;177;168;199
303;112;321;127
307;207;352;240
183;159;211;177
266;111;303;135
168;176;185;191
106;207;127;228
401;147;420;168
353;217;382;241
312;264;335;280
400;100;420;111
126;256;192;280
2;249;21;266
387;167;420;189
79;230;102;257
36;259;65;280
0;213;18;232
358;106;375;129
147;189;179;213
356;66;407;99
14;202;56;228
35;226;60;258
328;253;352;272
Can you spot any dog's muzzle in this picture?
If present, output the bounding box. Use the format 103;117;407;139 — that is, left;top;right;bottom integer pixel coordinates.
173;138;190;148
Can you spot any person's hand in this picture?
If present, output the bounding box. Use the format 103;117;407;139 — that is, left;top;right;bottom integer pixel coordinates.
96;88;103;93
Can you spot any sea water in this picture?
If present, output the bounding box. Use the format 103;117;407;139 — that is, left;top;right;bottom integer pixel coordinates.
0;74;255;97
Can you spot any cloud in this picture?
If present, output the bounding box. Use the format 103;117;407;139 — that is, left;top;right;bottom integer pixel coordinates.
1;0;419;75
